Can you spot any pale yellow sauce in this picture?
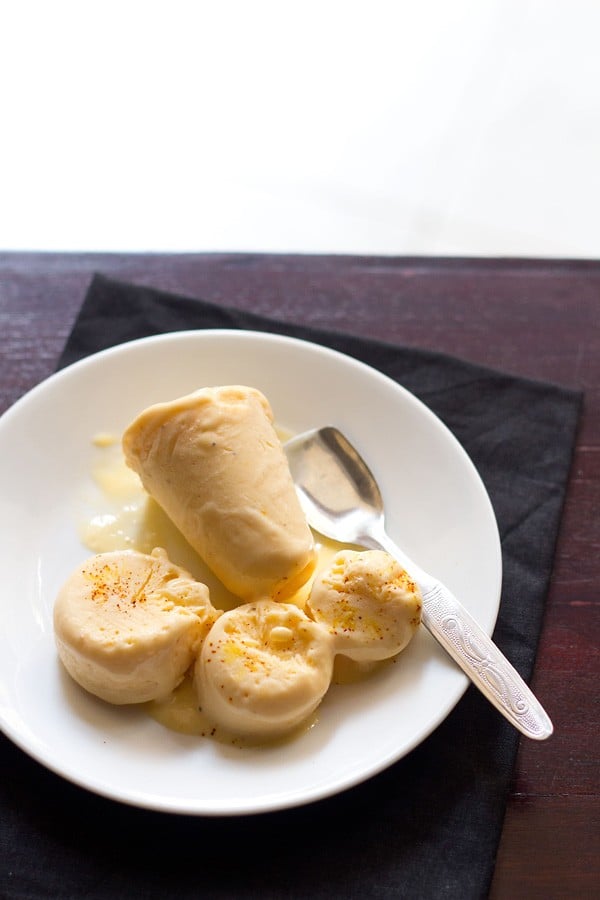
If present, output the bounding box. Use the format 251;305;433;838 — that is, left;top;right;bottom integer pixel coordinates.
146;673;319;748
79;433;381;743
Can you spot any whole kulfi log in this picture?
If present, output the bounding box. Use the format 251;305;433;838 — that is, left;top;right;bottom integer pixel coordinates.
122;386;316;603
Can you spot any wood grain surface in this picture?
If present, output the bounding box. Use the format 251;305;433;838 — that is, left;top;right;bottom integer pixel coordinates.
1;252;598;898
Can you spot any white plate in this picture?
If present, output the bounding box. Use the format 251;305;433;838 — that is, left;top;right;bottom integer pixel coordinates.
0;330;501;815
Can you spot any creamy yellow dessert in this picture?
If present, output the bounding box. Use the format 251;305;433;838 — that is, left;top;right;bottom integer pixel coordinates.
54;548;219;704
122;386;316;603
306;550;422;662
195;600;334;738
57;387;425;744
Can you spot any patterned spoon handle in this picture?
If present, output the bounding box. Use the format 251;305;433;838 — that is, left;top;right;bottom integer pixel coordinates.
365;529;553;740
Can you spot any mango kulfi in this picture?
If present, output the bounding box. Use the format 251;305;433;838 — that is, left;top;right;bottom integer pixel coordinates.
195;600;334;738
54;548;218;704
306;549;422;661
122;386;316;603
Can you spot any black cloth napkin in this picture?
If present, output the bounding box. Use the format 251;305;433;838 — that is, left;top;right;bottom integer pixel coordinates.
2;274;581;900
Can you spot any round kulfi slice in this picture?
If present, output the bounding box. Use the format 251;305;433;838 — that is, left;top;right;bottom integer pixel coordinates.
54;548;219;704
122;385;316;603
306;550;422;662
195;600;334;738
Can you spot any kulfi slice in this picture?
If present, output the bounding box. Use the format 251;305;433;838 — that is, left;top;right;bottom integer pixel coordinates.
195;600;334;738
54;548;219;704
306;550;422;662
122;386;316;603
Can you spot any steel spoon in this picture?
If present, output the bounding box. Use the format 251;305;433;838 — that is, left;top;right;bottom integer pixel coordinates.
285;425;553;740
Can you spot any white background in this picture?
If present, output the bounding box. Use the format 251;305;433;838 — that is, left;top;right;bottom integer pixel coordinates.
1;0;598;257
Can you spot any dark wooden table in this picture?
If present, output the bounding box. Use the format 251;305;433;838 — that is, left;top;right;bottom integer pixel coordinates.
1;252;598;898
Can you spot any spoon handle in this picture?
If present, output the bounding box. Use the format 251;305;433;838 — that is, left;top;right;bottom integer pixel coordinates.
363;531;553;740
